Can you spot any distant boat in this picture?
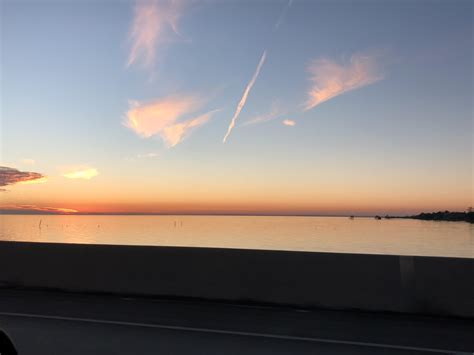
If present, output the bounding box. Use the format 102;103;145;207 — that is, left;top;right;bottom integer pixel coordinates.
374;215;382;220
349;216;354;220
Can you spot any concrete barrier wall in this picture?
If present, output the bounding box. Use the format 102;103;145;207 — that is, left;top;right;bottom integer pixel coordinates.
0;241;472;317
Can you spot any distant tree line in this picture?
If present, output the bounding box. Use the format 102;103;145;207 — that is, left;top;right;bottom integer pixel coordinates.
408;208;473;223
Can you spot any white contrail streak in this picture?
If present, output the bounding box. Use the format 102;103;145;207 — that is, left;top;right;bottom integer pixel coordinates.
274;0;293;31
223;50;267;143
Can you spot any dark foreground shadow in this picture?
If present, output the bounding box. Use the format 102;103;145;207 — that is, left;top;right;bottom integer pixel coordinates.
0;330;17;355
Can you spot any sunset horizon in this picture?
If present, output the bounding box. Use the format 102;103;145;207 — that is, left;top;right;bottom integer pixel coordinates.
1;0;472;219
0;2;473;352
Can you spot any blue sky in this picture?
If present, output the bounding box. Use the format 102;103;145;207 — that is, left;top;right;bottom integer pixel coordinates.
0;0;472;215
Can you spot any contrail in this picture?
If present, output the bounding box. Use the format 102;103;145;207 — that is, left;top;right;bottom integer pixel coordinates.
274;0;293;31
223;50;267;143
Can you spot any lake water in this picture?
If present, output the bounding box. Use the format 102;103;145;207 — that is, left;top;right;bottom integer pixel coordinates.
1;215;473;258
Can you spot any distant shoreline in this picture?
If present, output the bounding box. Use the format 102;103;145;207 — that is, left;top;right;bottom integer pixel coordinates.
381;211;474;224
1;210;473;222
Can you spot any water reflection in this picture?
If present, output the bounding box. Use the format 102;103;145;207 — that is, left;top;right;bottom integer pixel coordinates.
1;215;473;258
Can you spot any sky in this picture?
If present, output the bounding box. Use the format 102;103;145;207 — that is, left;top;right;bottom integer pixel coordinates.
0;0;472;216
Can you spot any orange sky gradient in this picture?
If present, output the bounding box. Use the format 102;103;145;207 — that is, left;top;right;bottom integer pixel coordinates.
1;164;470;216
1;0;472;217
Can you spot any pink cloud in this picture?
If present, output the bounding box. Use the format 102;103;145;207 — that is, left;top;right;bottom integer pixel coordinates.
305;53;384;111
127;0;183;70
282;119;296;126
125;96;218;147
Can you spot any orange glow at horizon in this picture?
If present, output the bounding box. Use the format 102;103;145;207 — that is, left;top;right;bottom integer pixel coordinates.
2;158;471;216
21;189;469;216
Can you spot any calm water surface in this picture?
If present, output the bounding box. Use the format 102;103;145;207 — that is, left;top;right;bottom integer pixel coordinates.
1;215;473;258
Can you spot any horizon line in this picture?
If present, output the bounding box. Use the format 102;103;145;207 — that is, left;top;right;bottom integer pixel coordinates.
0;211;417;218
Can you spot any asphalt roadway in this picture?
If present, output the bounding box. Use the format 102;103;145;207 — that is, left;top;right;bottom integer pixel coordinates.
0;289;473;355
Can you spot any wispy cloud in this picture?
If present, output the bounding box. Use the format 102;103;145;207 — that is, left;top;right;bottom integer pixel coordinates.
242;103;284;126
127;0;183;71
0;166;46;191
0;205;78;214
137;152;160;159
305;53;384;111
223;50;267;143
282;119;296;126
125;96;218;147
62;166;99;180
125;152;161;162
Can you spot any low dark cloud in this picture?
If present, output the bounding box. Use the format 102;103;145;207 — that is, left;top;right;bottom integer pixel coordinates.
0;205;77;214
0;166;45;190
